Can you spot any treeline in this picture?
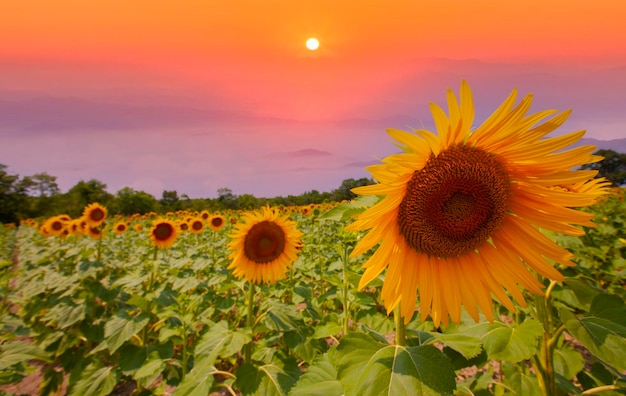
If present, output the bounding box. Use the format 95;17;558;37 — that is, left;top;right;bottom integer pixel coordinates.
0;163;374;223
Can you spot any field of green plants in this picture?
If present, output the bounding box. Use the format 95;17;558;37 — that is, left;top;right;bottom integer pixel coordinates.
0;191;625;396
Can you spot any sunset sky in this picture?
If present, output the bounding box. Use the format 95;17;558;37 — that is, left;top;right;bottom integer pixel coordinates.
1;1;625;198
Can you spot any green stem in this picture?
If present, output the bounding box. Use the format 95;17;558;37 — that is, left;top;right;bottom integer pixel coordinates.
181;319;188;379
96;226;103;262
581;385;621;395
342;246;351;334
244;282;255;364
535;280;559;396
394;304;406;346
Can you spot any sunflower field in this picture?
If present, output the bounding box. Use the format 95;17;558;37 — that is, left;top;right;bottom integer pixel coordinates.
1;83;626;396
0;190;624;396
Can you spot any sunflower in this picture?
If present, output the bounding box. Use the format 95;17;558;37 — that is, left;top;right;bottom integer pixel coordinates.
83;203;107;227
149;219;178;249
227;206;303;284
177;220;189;232
347;80;608;327
113;221;128;234
200;210;211;221
209;214;226;231
43;216;67;237
189;218;205;233
86;225;103;240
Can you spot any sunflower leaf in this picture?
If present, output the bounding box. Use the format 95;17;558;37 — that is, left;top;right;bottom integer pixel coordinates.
103;312;151;354
559;306;626;372
481;319;543;363
288;352;343;396
235;359;300;396
428;333;482;359
319;196;379;222
194;320;252;366
334;332;456;396
67;364;119;396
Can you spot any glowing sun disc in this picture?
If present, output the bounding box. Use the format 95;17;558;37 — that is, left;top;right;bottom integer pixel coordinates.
306;38;319;51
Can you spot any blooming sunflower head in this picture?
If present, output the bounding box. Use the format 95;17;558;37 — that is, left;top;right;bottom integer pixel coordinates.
83;203;107;227
347;80;608;327
44;216;67;237
209;214;226;231
227;206;303;285
149;219;178;249
113;221;128;234
189;218;205;234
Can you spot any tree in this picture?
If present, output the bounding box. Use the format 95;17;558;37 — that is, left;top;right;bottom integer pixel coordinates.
333;178;375;201
64;179;114;217
160;190;181;212
0;164;29;223
581;149;626;186
114;187;159;215
217;187;237;209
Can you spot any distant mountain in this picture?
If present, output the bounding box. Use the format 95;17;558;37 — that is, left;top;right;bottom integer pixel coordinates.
576;138;626;153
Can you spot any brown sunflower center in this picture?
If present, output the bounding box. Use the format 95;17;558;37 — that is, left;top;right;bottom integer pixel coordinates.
212;217;224;227
397;145;510;257
153;223;174;241
244;221;285;264
90;208;105;221
51;221;64;231
192;221;203;231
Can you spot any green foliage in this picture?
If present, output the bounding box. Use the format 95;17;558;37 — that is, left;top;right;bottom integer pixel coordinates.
581;149;626;186
0;189;624;394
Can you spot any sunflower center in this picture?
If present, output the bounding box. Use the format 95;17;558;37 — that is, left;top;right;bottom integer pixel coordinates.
397;145;510;257
90;208;105;221
154;223;174;241
244;221;285;264
212;218;223;227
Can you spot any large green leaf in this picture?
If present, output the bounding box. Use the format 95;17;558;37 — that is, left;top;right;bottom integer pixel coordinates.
68;364;119;396
103;312;150;354
334;333;456;396
172;358;216;396
428;333;482;359
236;361;300;396
560;308;626;371
194;320;252;365
289;353;343;396
481;319;543;362
0;341;51;370
553;343;584;380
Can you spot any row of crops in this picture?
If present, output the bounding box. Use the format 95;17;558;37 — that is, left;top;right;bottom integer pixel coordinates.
0;190;625;395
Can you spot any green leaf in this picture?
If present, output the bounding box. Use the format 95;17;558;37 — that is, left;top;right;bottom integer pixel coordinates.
0;341;51;370
172;357;216;396
481;319;543;362
429;333;482;359
263;300;303;331
560;308;626;371
507;371;541;396
103;312;150;354
552;277;601;312
312;322;343;339
553;343;584;380
194;320;252;365
68;364;119;396
589;294;626;326
42;302;86;329
289;353;343;396
236;361;300;396
334;333;456;396
134;353;166;389
319;196;378;222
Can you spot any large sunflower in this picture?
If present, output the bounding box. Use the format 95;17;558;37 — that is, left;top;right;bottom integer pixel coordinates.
149;219;178;249
227;206;303;284
83;203;107;228
347;81;608;327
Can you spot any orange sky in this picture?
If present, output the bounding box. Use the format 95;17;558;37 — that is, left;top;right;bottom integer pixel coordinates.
1;1;626;197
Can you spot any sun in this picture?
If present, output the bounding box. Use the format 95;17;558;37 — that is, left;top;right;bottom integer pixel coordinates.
306;38;319;51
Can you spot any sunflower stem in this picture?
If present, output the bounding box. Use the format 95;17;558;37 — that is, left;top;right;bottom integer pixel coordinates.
96;226;103;263
534;280;560;396
245;282;256;364
394;304;406;346
341;245;351;334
